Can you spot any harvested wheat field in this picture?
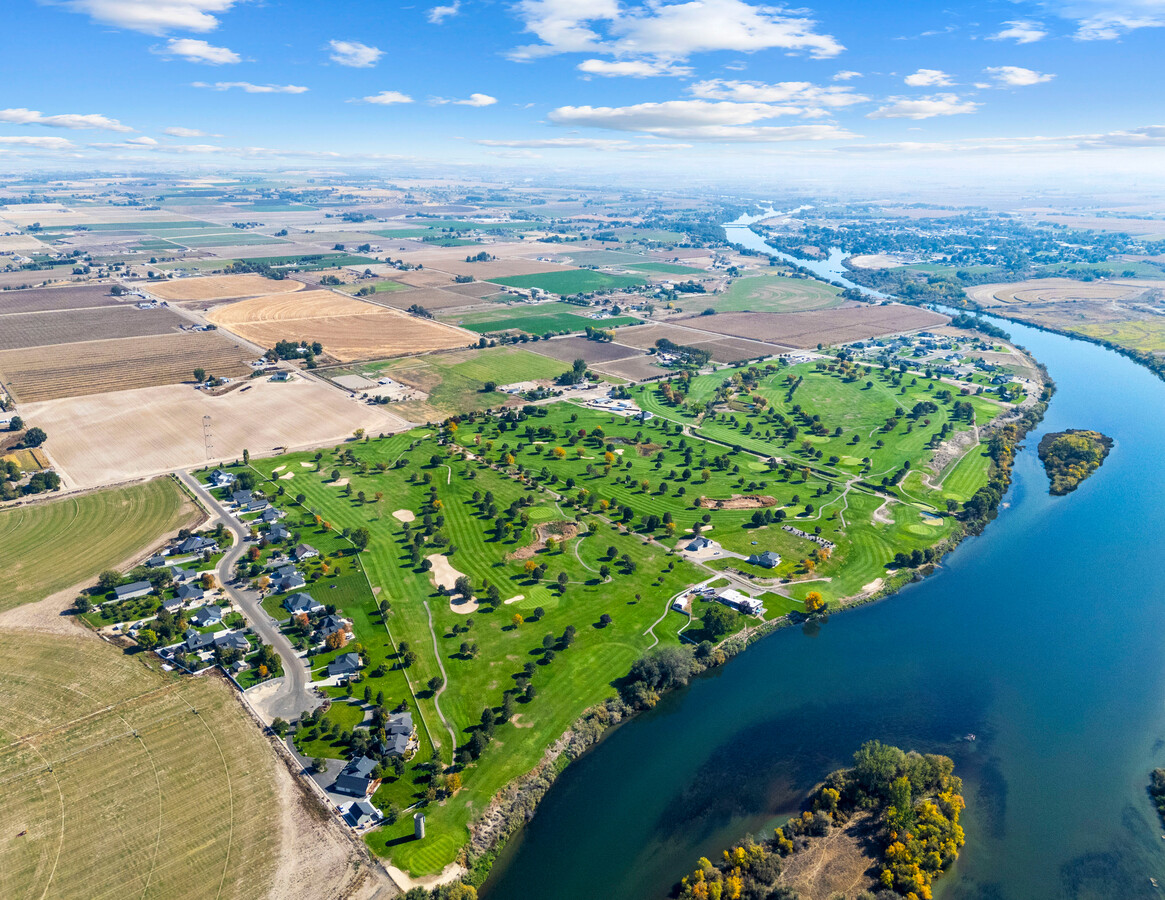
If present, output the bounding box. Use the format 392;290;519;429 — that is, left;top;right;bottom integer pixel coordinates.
0;331;254;402
27;379;411;488
208;290;471;361
966;277;1159;307
677;305;947;349
144;273;306;302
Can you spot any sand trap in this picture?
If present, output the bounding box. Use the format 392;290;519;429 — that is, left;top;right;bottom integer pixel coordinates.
273;465;286;472
450;596;479;614
503;594;525;605
329;478;349;487
614;448;625;455
426;554;464;592
862;578;884;593
299;462;313;468
392;509;416;522
279;472;294;480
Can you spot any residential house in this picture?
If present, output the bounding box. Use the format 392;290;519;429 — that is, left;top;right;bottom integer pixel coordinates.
168;566;197;584
316;615;350;641
176;583;205;604
176;535;217;555
327;652;362;679
293;543;319;562
260;508;282;524
268;523;290;543
213;631;250;653
190;605;223;627
231;490;253;506
284;592;324;616
184;629;216;652
747;551;781;569
380;711;415;758
333;755;379;797
715;587;763;616
341;799;381;829
146;554;167;568
686;536;713;552
238;500;270;515
273;565;306;592
114;581;153;601
209;469;236;488
160;595;184;613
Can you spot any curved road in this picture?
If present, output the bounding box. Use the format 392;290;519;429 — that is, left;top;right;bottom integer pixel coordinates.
177;471;320;723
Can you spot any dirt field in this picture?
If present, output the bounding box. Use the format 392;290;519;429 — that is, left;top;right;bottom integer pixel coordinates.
777;812;878;898
375;286;484;311
207;290;471;361
27;379;411;488
609;322;726;350
528;335;647;364
590;356;668;381
0;284;124;313
144;273;306;302
0;305;185;351
700;336;787;362
0;331;255;403
966;277;1160;306
676;305;948;348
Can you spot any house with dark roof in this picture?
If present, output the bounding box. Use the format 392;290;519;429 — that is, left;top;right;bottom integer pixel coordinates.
293;543;319;562
231;489;253;506
114;581;153;601
341;798;381;829
213;631;250;653
273;565;306;592
176;535;217;555
168;566;197;584
380;711;416;758
190;605;223;627
284;592;323;616
146;554;167;568
328;652;362;679
686;536;714;552
260;508;282;524
238;500;270;515
184;628;216;651
747;550;781;569
316;614;350;640
161;595;184;613
333;755;379;797
176;582;205;603
268;523;290;543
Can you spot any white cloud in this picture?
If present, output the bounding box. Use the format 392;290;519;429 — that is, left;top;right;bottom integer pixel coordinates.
328;40;384;68
832;70;862;81
428;1;460;24
0;135;77;149
125;136;158;145
1037;1;1165;39
51;0;241;35
904;68;953;87
1075;124;1165;147
867;94;979;119
0;108;133;131
984;65;1055;86
578;58;691;77
192;81;309;93
547;100;857;141
163;126;212;137
477;137;691;151
688;79;868;108
989;20;1049;43
358;90;415;105
431;93;498;106
156;37;240;64
509;0;843;61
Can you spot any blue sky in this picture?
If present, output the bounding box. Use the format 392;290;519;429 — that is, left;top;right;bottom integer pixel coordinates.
1;0;1162;184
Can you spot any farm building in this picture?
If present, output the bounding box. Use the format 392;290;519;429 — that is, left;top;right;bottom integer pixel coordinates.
114;581;152;601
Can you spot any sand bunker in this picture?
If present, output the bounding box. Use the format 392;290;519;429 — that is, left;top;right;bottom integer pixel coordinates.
697;494;778;510
279;472;294;480
329;478;349;487
426;554;477;613
273;465;286;472
299;462;313;468
503;595;525;605
392;509;416;522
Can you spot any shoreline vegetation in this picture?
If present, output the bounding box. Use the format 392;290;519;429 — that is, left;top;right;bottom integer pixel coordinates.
670;741;965;900
1037;430;1112;495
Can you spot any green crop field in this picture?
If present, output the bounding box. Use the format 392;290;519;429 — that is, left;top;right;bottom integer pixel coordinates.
675;273;843;314
489;270;648;295
0;478;197;613
174;232;288;248
445;301;638;335
0;631;282;900
626;262;709;276
338;279;409;295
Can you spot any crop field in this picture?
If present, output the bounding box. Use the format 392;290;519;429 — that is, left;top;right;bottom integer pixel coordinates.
0;478;196;612
336;279;409;295
966;278;1158;307
0;284;123;314
527;335;647;364
0;331;255;403
373;286;481;311
0;305;184;351
443;301;639;336
677;305;948;348
175;232;288;248
680;273;843;314
1072;319;1165;353
0;631;281;900
624;261;710;276
207;290;471;361
145;273;306;302
488;269;647;295
700;336;788;362
589;355;668;381
23;379;409;488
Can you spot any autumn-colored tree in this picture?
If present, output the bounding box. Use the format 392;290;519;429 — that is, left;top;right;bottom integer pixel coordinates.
553;446;566;459
524;559;538;575
804;591;825;613
258;575;271;591
511;613;524;628
201;572;216;590
258;664;268;677
325;629;349;651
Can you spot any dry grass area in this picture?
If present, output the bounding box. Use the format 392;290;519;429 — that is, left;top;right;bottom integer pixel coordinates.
966;277;1159;306
590;356;667;381
207;290;470;361
0;331;255;403
528;335;646;364
26;379;411;488
145;274;305;302
777;812;879;899
0;632;282;900
609;322;726;350
677;305;948;348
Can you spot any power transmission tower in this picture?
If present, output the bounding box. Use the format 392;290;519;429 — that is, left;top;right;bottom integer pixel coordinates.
203;415;214;461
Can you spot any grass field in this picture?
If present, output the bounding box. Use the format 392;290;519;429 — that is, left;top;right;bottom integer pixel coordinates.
0;631;282;900
1071;319;1165;354
444;301;638;336
682;273;843;314
0;478;197;612
626;262;709;276
489;270;647;295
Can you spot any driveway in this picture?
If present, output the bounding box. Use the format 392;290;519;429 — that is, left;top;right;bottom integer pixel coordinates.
177;470;322;723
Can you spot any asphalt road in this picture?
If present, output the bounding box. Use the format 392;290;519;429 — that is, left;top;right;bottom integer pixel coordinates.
177;470;320;722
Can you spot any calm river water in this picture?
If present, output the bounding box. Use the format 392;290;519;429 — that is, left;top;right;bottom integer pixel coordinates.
484;246;1165;900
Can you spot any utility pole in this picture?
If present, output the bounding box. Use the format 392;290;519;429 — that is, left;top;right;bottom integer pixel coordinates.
203;415;214;461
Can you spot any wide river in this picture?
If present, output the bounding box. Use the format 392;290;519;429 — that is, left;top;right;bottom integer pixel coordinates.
483;247;1165;900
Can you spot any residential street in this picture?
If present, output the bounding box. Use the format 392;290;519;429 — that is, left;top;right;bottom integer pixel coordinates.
177;470;321;723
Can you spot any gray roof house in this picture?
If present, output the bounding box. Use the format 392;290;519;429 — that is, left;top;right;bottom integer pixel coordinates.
161;595;184;612
342;799;381;829
284;592;323;616
231;490;253;505
380;711;415;758
333;755;378;797
274;565;306;592
176;582;205;603
177;535;217;555
146;554;167;568
114;581;153;601
686;536;713;552
293;543;319;561
327;652;362;678
184;628;215;651
268;524;290;542
168;566;197;584
747;551;782;569
190;605;223;627
213;631;250;653
317;615;349;639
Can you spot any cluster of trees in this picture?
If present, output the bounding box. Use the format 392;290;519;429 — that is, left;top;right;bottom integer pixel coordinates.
1037;430;1112;495
408;303;433;319
584;325;615;342
655;338;712;369
268;339;323;364
555;358;590;386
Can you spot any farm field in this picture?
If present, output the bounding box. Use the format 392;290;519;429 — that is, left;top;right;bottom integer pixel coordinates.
609;322;727;350
25;379;410;488
0;331;255;403
526;335;647;365
0;631;283;900
0;284;123;313
587;355;666;381
0;478;198;612
488;269;647;295
676;305;948;348
145;273;306;302
373;286;482;312
0;305;184;351
965;277;1159;307
443;301;639;336
679;273;843;314
207;290;471;361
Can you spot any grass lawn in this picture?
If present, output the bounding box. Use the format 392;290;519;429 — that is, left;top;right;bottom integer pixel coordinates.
444;301;638;335
488;270;648;295
0;477;198;613
293;698;369;759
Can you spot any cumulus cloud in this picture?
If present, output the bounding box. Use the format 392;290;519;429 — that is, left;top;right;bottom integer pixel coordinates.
904;68;953;87
358;90;414;105
688;78;868;108
155;37;240;64
867;94;979;119
0;108;133;131
984;65;1055;86
328;39;384;68
50;0;241;35
431;93;497;106
832;70;862;81
578;58;691;77
428;1;460;23
508;0;843;61
192;81;309;93
989;20;1049;43
547;99;857;141
163;125;213;137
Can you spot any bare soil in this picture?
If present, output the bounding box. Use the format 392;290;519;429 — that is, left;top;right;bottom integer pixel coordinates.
145;274;306;302
508;521;580;560
778;812;880;899
675;306;948;349
697;494;778;510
